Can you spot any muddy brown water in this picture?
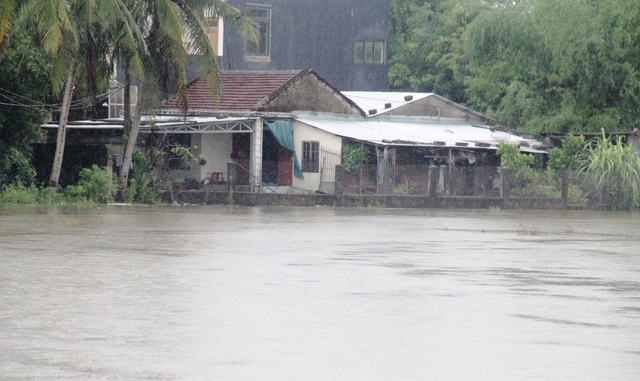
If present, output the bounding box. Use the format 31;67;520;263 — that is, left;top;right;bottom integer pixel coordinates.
1;205;639;380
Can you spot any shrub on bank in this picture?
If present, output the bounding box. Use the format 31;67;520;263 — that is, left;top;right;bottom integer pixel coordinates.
64;165;116;204
0;183;64;204
0;165;117;205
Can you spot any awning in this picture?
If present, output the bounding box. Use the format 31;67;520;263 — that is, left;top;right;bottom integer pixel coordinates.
264;120;303;178
42;116;256;133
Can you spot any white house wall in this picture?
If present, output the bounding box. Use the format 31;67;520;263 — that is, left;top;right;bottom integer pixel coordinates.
199;133;232;182
170;133;233;182
292;120;343;192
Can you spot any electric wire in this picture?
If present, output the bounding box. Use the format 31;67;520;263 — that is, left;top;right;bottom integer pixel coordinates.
0;85;124;111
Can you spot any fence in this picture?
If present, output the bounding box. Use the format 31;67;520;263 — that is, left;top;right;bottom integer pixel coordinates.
336;164;610;209
318;148;341;194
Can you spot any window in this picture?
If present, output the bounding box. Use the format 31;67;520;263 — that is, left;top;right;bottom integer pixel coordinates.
302;141;319;173
245;5;271;61
166;134;192;170
108;86;137;118
204;14;220;55
354;40;385;64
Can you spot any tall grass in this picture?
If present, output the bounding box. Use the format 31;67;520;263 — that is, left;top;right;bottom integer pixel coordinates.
582;133;640;210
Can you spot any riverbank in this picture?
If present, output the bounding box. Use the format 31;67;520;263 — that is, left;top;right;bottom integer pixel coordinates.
169;190;599;211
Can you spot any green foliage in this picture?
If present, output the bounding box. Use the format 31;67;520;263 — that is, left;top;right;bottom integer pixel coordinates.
582;132;640;210
0;33;51;187
497;142;547;195
124;177;163;204
170;145;198;168
123;149;163;204
0;183;63;204
496;142;535;171
0;183;39;204
390;0;640;132
389;0;487;102
342;143;368;172
64;165;115;204
0;148;37;186
463;0;640;132
548;135;588;172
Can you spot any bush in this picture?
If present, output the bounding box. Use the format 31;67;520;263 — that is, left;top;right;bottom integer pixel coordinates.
548;135;587;172
124;177;163;204
123;149;163;204
0;183;39;204
64;165;115;204
497;142;537;190
0;183;64;204
342;143;368;172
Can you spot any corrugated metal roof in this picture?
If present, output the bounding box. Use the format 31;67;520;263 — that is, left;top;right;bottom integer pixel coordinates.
342;91;433;116
295;118;546;153
41;116;253;130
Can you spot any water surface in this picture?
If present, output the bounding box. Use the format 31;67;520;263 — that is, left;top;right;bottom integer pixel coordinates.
1;205;639;380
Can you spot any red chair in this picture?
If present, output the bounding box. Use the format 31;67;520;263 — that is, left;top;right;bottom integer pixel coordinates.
211;172;225;184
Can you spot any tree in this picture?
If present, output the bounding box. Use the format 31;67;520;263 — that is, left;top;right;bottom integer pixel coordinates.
389;0;488;103
0;34;52;186
115;0;258;201
11;0;145;187
0;0;18;58
464;0;640;133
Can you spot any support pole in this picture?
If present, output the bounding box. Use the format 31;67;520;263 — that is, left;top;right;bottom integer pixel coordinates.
502;167;510;200
561;171;570;207
335;164;345;207
428;165;438;198
227;161;236;205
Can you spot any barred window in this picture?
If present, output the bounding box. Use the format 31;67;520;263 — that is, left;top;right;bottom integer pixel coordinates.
302;141;319;172
166;134;192;170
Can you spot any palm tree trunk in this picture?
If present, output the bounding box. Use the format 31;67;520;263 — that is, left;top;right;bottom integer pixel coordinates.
123;63;131;137
48;57;79;187
116;99;143;201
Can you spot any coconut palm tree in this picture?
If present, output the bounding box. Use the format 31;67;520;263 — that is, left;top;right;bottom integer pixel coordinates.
0;0;18;58
115;0;258;200
10;0;145;187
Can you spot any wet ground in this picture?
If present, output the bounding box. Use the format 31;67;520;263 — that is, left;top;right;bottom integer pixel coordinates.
1;205;639;380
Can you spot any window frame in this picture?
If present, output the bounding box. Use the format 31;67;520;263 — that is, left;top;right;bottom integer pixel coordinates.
301;141;320;173
354;39;386;64
166;134;192;171
244;5;272;61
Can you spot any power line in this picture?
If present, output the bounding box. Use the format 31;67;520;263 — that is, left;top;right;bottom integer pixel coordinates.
0;85;123;111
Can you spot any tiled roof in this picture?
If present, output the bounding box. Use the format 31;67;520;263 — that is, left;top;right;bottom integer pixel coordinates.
163;70;304;112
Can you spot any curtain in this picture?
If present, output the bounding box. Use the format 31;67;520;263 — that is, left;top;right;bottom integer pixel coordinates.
264;120;304;179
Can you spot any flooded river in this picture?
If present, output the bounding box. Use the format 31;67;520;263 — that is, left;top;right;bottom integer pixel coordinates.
1;205;639;380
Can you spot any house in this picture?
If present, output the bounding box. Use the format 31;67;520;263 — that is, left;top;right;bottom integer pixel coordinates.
218;0;390;91
36;70;547;195
157;68;363;191
290;116;546;196
159;75;546;195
